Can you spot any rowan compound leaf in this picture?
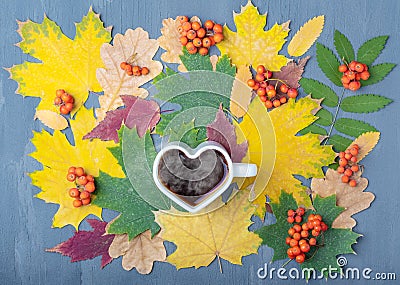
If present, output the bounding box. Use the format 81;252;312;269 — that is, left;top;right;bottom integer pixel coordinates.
10;9;111;127
314;108;333;126
300;78;339;107
334;118;377;138
351;132;380;162
96;28;163;121
47;219;115;268
311;169;374;229
361;63;396;86
340;94;393;113
34;110;69;130
316;43;342;86
230;65;253;118
109;231;166;274
334;30;355;63
235;97;335;218
327;134;352;152
217;1;290;71
30;108;124;229
287;15;325;57
207;107;248;163
155;191;261;269
84;96;160;143
357;36;388;66
158;17;183;64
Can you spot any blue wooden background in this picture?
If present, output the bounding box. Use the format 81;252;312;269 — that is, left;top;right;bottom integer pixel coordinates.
1;0;399;284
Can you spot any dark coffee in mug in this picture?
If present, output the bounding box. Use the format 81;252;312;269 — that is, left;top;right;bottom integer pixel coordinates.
158;149;228;197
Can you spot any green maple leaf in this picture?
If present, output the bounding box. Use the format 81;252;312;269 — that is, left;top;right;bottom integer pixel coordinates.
166;119;206;148
256;192;361;279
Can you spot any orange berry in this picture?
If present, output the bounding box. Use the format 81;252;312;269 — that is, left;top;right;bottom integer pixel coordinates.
288;209;295;217
68;166;76;174
296;253;305;263
60;93;71;103
286;236;292;245
356;73;362;81
256;65;266;74
266;70;273;79
196;28;206;38
181;30;187;37
344;153;352;160
86;175;94;182
312;229;320;237
345;71;356;80
198;47;209;56
354;62;364;73
182;21;191;31
85;181;96;193
287;88;298;98
295;215;302;223
349;61;357;71
132;66;140;73
300;243;310;253
308;214;315;221
255;73;265;82
341;75;351;84
288;228;295;236
193;38;202;47
309;238;317;246
342;175;350;183
54;97;62;105
353;144;359;149
252;82;260;91
300;230;309;238
351;156;358;163
69;188;80;198
187;30;197;40
299;239;307;246
191;21;201;31
202;37;212;48
75;167;85;177
293;224;302;233
177;26;184;34
213;32;224;43
213;24;223;33
349;81;361;91
339;151;345;158
267;88;276;98
280;84;289;93
178;16;189;23
343;83;350;89
247;79;256;87
280;97;287;104
273;100;281;108
287;216;295;223
302;223;309;231
77;176;88;186
290;239;298;247
60;105;69;115
360;70;370;80
338;64;348;73
180;36;188;45
264;100;273;109
257;88;266;97
56;89;65;97
321;222;328;231
349;180;357;187
120;62;127;69
141;67;150;75
186;42;197;54
291;246;301;256
337;166;345;174
351;165;359;172
204;20;214;30
81;197;91;205
127;70;134;76
80;190;90;200
287;248;295;259
339;158;348;167
73;199;83;208
314;214;322;221
65;103;74;112
350;147;359;156
67;173;76;182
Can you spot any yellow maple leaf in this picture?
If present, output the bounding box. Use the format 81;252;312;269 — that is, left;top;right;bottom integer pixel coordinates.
155;191;261;270
235;97;336;218
287;15;325;57
9;9;111;130
96;28;163;121
29;108;124;230
217;0;290;71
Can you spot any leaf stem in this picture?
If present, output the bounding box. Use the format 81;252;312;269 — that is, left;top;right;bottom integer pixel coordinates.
324;88;346;145
281;258;293;268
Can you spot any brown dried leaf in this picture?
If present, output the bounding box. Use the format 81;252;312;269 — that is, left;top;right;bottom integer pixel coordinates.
230;65;253;118
272;57;309;89
96;28;162;121
108;230;166;274
158;17;182;64
352;132;380;162
311;168;375;229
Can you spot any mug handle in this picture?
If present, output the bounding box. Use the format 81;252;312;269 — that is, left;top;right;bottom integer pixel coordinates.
232;163;257;177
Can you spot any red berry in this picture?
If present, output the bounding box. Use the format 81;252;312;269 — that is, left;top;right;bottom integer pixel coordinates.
247;79;256;87
65;103;73;112
54;97;62;105
344;169;353;177
300;230;309;238
69;188;80;198
259;95;267;102
300;243;310;253
213;32;224;43
309;238;317;246
264;100;273;109
67;173;76;182
295;215;302;223
287;88;298;98
354;63;364;72
255;73;265;82
75;167;85;177
290;239;298;247
338;64;348;73
348;81;361;91
287;209;295;217
296;207;305;216
60;105;69;115
349;61;357;71
288;228;295;236
312;229;320;237
257;87;266;97
293;233;301;241
342;175;350;183
213;24;223;33
68;167;76;174
287;216;295;223
286;236;292;245
256;65;266;74
80;190;91;200
86;175;94;182
85;181;96;193
204;20;214;30
73;199;83;208
77;176;88;186
81;197;91;205
266;70;273;79
337;166;345;174
293;224;302;233
341;76;351;84
280;97;287;104
56;89;65;97
349;180;357;187
296;254;305;264
291;246;301;256
360;71;370;80
314;215;322;221
280;84;289;93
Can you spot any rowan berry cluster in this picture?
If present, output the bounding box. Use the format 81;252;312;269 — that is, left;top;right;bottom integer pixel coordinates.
286;208;328;264
247;65;298;109
339;61;370;91
54;89;74;115
177;16;224;55
67;166;96;208
337;144;360;187
120;62;150;77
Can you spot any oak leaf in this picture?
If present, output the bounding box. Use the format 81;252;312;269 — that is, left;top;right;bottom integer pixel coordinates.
217;1;290;71
158;17;182;64
108;230;166;274
83;96;160;143
47;219;115;268
96;28;162;121
235;97;336;218
155;191;261;270
311;169;374;229
9;9;111;129
30;108;124;229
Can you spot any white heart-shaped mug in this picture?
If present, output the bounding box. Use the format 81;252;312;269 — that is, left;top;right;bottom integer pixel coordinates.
153;141;257;213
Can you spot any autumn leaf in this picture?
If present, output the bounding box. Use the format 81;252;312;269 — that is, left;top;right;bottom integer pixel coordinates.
351;132;380;162
96;28;163;121
207;107;248;163
47;219;115;268
34;110;69;130
9;9;111;129
311;169;374;229
166;119;206;148
235;97;336;218
109;231;166;274
158;16;183;64
217;1;290;71
155;191;261;269
30;108;124;229
230;65;253;118
287;15;325;57
271;57;309;90
83;96;160;143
